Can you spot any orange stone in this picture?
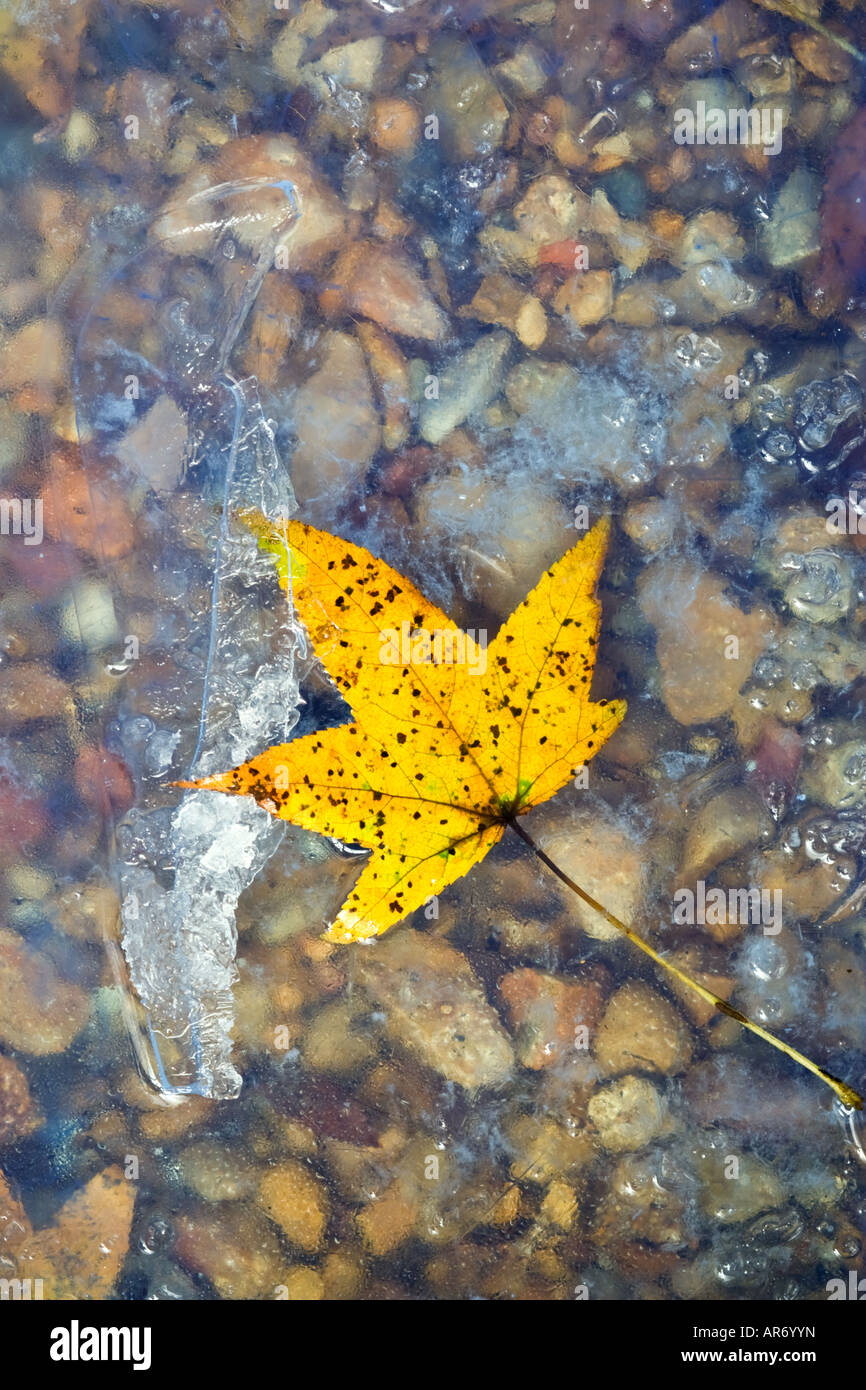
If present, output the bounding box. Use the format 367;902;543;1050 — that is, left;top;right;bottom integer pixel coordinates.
370;98;421;155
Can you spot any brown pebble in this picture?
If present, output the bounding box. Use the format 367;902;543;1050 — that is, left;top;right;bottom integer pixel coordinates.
594;981;693;1077
239;275;303;387
638;564;776;726
500;967;607;1070
356;320;411;453
21;1166;135;1300
41;445;135;561
0;663;72;729
48;878;121;942
0;319;67;394
174;1203;287;1300
553;268;613;326
0;783;46;865
280;1267;325;1300
668;145;694;181
0;1053;42;1144
664;0;763;73
370;98;421;154
356;1182;417;1255
324;240;448;342
258;1160;329;1252
791;31;853;83
0;928;90;1055
525;109;556;146
379;446;437;500
74;745;136;818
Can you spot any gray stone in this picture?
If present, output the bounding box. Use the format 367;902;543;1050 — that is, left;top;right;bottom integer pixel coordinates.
761;167;820;269
419;330;511;444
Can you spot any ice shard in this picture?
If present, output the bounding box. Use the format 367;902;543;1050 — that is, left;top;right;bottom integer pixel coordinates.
118;379;300;1100
69;178;303;1098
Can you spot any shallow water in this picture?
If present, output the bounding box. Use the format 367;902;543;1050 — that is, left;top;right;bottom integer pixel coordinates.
0;0;865;1302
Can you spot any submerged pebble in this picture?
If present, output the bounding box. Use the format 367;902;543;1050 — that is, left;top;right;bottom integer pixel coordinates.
594;982;694;1078
0;1053;43;1145
353;931;514;1091
0;928;90;1055
588;1074;673;1152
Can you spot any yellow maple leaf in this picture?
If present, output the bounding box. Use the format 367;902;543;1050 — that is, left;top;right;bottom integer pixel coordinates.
179;515;861;1109
185;516;625;943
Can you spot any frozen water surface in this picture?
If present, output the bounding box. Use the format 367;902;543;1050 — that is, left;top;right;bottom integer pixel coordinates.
75;189;303;1099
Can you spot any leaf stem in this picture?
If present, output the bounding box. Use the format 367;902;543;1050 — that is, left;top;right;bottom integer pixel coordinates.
507;818;863;1111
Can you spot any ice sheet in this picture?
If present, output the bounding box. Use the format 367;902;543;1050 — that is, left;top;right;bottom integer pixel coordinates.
72;180;303;1098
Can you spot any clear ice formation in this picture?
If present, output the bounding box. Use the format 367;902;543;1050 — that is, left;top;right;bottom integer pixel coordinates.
119;379;300;1100
74;179;303;1098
